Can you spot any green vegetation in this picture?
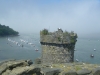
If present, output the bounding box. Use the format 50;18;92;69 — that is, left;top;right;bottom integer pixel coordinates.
63;31;69;36
40;29;49;35
58;36;61;41
70;40;74;43
0;24;19;36
70;35;77;43
40;28;78;44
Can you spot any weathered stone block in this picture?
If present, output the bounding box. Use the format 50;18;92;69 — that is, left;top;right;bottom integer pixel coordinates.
41;68;61;75
62;70;77;75
34;58;41;64
0;60;34;75
92;67;100;75
77;69;91;75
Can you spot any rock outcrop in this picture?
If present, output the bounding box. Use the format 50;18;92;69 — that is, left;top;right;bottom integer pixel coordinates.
0;60;100;75
0;59;41;75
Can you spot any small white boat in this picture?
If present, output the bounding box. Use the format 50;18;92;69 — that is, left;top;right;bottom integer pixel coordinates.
90;54;94;58
35;49;39;51
76;59;79;62
94;49;96;51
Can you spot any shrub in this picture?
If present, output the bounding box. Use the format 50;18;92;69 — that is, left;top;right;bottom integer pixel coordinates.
58;36;61;41
41;29;49;35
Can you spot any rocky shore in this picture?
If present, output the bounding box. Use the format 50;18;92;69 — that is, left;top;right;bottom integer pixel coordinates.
0;59;100;75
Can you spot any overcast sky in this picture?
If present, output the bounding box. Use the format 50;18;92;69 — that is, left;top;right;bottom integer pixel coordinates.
0;0;100;37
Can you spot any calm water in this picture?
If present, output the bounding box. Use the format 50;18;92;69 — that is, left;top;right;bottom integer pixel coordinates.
0;33;100;64
75;38;100;64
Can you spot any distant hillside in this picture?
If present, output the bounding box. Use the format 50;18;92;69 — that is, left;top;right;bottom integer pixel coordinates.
0;24;19;36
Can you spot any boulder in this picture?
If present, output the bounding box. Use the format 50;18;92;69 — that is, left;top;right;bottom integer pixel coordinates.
34;58;41;64
40;68;61;75
0;60;33;75
77;69;91;75
93;67;100;75
7;66;41;75
62;70;77;75
26;60;33;66
2;70;11;75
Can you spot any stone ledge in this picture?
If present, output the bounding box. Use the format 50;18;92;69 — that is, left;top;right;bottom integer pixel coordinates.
0;60;100;75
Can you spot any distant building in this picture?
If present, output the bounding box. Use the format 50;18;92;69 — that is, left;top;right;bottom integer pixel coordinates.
40;28;77;64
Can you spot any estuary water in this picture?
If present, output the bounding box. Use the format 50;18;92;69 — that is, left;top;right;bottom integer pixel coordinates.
0;33;100;64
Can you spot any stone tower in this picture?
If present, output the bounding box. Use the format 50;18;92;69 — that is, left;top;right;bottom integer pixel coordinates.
40;28;77;64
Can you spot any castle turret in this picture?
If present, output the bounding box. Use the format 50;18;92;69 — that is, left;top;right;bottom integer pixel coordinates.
40;28;77;64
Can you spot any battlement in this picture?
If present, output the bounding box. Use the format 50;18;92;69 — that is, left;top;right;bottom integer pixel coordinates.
40;28;78;64
40;28;77;44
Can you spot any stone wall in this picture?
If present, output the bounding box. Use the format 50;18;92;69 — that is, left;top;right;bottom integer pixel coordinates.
41;43;75;64
40;28;77;64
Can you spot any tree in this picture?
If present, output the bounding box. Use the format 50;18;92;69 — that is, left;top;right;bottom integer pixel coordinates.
0;24;19;36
